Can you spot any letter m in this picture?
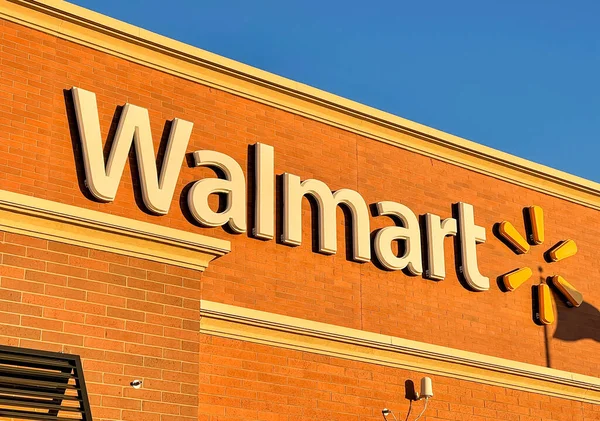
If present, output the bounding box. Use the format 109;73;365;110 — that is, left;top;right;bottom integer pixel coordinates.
71;87;193;215
282;173;371;262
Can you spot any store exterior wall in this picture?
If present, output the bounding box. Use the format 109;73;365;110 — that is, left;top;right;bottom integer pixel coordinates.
0;1;598;420
0;231;209;421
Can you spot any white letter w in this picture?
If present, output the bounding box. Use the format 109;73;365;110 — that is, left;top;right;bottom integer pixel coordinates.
71;87;193;215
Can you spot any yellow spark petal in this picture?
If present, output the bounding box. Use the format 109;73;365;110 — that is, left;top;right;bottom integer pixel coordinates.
547;239;577;262
498;221;530;254
538;284;555;325
550;275;583;307
527;206;544;245
502;267;533;291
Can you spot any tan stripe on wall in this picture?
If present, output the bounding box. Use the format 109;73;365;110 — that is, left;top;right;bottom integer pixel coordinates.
200;300;600;404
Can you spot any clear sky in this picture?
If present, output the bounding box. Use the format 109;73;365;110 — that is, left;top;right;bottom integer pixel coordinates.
70;0;600;182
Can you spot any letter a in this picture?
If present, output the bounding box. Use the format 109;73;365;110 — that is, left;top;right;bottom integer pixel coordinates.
187;151;247;233
373;201;422;274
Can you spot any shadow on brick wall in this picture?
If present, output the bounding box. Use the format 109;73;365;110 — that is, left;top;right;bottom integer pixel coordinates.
554;300;600;342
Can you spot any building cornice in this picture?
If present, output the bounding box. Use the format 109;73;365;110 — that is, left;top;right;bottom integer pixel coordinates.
0;190;230;271
1;0;600;210
200;300;600;404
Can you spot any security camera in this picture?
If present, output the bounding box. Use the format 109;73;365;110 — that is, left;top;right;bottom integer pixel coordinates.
130;380;143;389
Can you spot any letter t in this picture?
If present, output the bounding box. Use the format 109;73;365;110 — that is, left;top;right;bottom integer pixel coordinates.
457;202;489;291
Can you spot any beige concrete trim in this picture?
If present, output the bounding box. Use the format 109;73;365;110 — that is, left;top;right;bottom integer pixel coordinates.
0;190;230;271
200;300;600;404
1;1;600;210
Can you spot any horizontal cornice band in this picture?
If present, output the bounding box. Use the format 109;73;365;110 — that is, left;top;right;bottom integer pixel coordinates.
200;300;600;404
0;190;230;271
1;0;600;210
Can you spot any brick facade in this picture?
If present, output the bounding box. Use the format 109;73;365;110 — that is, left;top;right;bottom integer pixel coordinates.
0;231;202;421
199;335;599;421
0;11;598;421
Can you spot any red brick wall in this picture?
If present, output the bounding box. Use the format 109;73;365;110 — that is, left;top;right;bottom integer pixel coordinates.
0;16;598;421
200;335;599;421
0;231;202;421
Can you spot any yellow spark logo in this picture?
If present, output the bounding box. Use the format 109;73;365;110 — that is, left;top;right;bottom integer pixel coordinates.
497;206;583;325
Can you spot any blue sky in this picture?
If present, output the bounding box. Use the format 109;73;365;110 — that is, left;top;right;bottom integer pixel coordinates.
71;0;600;182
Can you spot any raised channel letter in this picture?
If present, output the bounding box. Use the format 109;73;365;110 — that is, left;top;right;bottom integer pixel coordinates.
282;174;371;262
71;87;193;215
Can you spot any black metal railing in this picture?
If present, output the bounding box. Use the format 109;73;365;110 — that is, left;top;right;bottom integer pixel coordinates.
0;345;92;420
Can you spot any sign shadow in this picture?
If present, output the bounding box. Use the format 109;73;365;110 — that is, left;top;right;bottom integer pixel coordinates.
554;300;600;343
